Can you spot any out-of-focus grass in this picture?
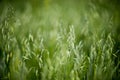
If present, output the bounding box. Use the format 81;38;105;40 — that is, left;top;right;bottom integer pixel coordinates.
0;0;120;80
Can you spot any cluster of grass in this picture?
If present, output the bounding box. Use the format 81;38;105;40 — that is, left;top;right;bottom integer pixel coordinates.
0;0;120;80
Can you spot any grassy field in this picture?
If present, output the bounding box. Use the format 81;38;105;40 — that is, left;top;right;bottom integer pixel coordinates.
0;0;120;80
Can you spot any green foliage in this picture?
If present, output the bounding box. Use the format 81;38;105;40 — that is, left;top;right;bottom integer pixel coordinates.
0;0;120;80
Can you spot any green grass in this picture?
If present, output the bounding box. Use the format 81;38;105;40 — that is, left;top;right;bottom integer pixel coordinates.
0;0;120;80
